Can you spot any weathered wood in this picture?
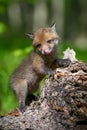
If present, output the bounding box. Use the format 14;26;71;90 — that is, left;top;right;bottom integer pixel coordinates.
0;49;87;130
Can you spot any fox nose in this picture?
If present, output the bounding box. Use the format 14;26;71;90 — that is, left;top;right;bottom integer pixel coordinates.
42;49;52;55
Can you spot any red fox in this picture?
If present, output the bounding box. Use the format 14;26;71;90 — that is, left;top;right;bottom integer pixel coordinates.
10;24;70;112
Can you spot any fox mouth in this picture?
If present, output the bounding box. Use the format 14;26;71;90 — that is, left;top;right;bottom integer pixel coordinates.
42;49;52;55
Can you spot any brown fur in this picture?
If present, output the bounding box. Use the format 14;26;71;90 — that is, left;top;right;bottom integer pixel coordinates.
10;24;70;112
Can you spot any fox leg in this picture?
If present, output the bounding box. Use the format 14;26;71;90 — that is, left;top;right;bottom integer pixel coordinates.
14;79;28;113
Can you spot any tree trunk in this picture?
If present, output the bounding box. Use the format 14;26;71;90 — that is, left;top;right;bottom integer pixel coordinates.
0;50;87;130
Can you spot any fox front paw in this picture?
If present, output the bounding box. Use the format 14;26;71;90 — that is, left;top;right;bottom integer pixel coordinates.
57;58;71;68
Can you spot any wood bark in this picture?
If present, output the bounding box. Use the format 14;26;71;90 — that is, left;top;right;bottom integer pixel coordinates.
0;52;87;130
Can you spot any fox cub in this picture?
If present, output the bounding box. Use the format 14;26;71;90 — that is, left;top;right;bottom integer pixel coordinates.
11;24;70;112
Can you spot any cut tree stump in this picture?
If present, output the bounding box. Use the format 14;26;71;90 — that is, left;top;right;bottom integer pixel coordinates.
0;49;87;130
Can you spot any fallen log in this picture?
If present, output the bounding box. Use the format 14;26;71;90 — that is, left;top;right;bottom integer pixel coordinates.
0;48;87;130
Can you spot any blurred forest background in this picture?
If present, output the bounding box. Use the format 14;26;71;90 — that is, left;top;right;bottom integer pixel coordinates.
0;0;87;115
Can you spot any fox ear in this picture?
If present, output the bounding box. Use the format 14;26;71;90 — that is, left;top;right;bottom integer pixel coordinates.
25;33;34;40
50;23;56;32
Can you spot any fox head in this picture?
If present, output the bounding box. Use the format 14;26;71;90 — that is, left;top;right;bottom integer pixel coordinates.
27;24;59;55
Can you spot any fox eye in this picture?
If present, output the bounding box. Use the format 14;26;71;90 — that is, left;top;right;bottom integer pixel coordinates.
47;39;54;44
36;43;41;48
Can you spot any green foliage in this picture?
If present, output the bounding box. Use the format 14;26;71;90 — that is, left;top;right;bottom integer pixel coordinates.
0;22;7;34
0;0;37;5
60;42;87;63
0;40;33;115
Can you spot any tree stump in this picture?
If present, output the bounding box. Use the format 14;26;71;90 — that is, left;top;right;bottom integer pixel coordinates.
0;49;87;130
